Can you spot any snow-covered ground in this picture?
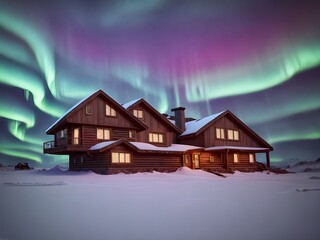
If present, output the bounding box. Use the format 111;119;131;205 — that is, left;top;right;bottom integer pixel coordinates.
0;167;319;240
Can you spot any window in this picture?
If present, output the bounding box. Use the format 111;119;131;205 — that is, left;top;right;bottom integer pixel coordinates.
249;154;254;163
73;128;79;145
129;130;135;138
112;152;131;163
86;105;92;115
227;129;240;140
149;133;164;143
216;128;225;139
106;104;116;117
234;153;239;163
57;129;67;139
133;109;144;119
97;128;110;140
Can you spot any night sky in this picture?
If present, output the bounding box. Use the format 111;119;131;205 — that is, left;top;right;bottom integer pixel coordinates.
0;0;319;167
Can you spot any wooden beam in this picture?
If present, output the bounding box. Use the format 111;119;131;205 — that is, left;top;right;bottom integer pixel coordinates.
266;151;270;169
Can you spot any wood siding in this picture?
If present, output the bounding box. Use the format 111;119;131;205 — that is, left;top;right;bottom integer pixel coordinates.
67;95;139;129
131;102;178;147
70;144;182;174
227;152;257;172
179;115;265;148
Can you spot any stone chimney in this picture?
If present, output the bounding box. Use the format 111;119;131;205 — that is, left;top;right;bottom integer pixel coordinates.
171;107;186;132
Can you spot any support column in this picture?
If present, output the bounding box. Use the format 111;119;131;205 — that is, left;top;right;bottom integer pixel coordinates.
266;151;270;169
225;150;229;170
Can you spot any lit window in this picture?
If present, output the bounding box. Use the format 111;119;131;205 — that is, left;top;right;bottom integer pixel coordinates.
106;104;116;116
57;129;67;139
86;105;92;115
112;152;131;163
249;154;254;163
129;130;135;138
97;128;110;140
234;153;239;163
227;130;239;140
216;128;225;139
133;109;144;119
149;133;164;143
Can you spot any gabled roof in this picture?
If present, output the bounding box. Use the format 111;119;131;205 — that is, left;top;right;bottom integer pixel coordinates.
180;110;273;150
122;98;143;109
180;110;226;137
123;98;182;134
89;139;203;154
46;89;147;134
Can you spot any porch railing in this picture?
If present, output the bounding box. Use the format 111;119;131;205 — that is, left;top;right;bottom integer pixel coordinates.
43;138;81;149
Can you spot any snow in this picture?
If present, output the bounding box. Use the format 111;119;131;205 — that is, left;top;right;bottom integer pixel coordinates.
1;168;319;240
90;140;202;152
122;98;143;109
205;146;270;151
90;140;119;150
180;110;226;136
46;89;101;132
129;142;203;152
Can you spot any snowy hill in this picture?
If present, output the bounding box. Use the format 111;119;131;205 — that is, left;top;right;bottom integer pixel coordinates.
274;157;320;173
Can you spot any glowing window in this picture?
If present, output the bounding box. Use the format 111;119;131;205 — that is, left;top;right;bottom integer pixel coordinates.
129;130;135;138
228;130;239;140
106;104;116;117
133;109;144;119
97;128;110;140
234;153;239;163
57;129;67;139
249;154;254;163
216;128;225;139
148;133;164;143
112;152;131;164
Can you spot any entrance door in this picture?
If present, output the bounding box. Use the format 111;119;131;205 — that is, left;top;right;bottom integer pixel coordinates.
193;154;200;169
73;128;79;145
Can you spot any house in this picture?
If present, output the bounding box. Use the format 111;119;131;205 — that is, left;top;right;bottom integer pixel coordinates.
15;163;32;170
44;89;273;174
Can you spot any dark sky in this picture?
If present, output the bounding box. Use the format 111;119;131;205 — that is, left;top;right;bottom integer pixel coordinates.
0;0;319;167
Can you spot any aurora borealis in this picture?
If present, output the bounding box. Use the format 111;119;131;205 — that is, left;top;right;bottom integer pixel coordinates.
0;0;319;167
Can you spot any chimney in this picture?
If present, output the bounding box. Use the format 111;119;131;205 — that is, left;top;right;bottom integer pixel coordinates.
171;107;186;131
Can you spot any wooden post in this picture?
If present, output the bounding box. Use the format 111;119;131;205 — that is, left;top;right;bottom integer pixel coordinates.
266;151;270;169
225;150;229;170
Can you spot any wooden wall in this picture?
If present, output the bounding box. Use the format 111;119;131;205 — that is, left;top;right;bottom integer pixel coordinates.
226;152;257;172
131;102;178;147
70;144;182;174
67;95;138;129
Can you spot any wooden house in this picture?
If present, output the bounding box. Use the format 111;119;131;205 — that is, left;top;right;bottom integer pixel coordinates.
44;89;273;174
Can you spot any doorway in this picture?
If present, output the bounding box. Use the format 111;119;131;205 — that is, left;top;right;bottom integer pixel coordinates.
193;154;200;169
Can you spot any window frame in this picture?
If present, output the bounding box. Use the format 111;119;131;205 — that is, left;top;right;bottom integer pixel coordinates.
97;128;111;140
148;132;165;143
111;152;132;164
85;105;93;115
133;109;144;119
227;129;240;141
249;153;255;163
57;129;67;139
233;153;239;163
128;130;135;139
105;104;117;117
215;128;225;139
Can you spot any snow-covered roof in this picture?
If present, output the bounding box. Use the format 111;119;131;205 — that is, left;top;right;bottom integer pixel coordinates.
130;142;203;152
205;146;270;151
89;140;202;153
122;98;143;109
46;89;101;132
90;141;119;151
180;110;226;136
